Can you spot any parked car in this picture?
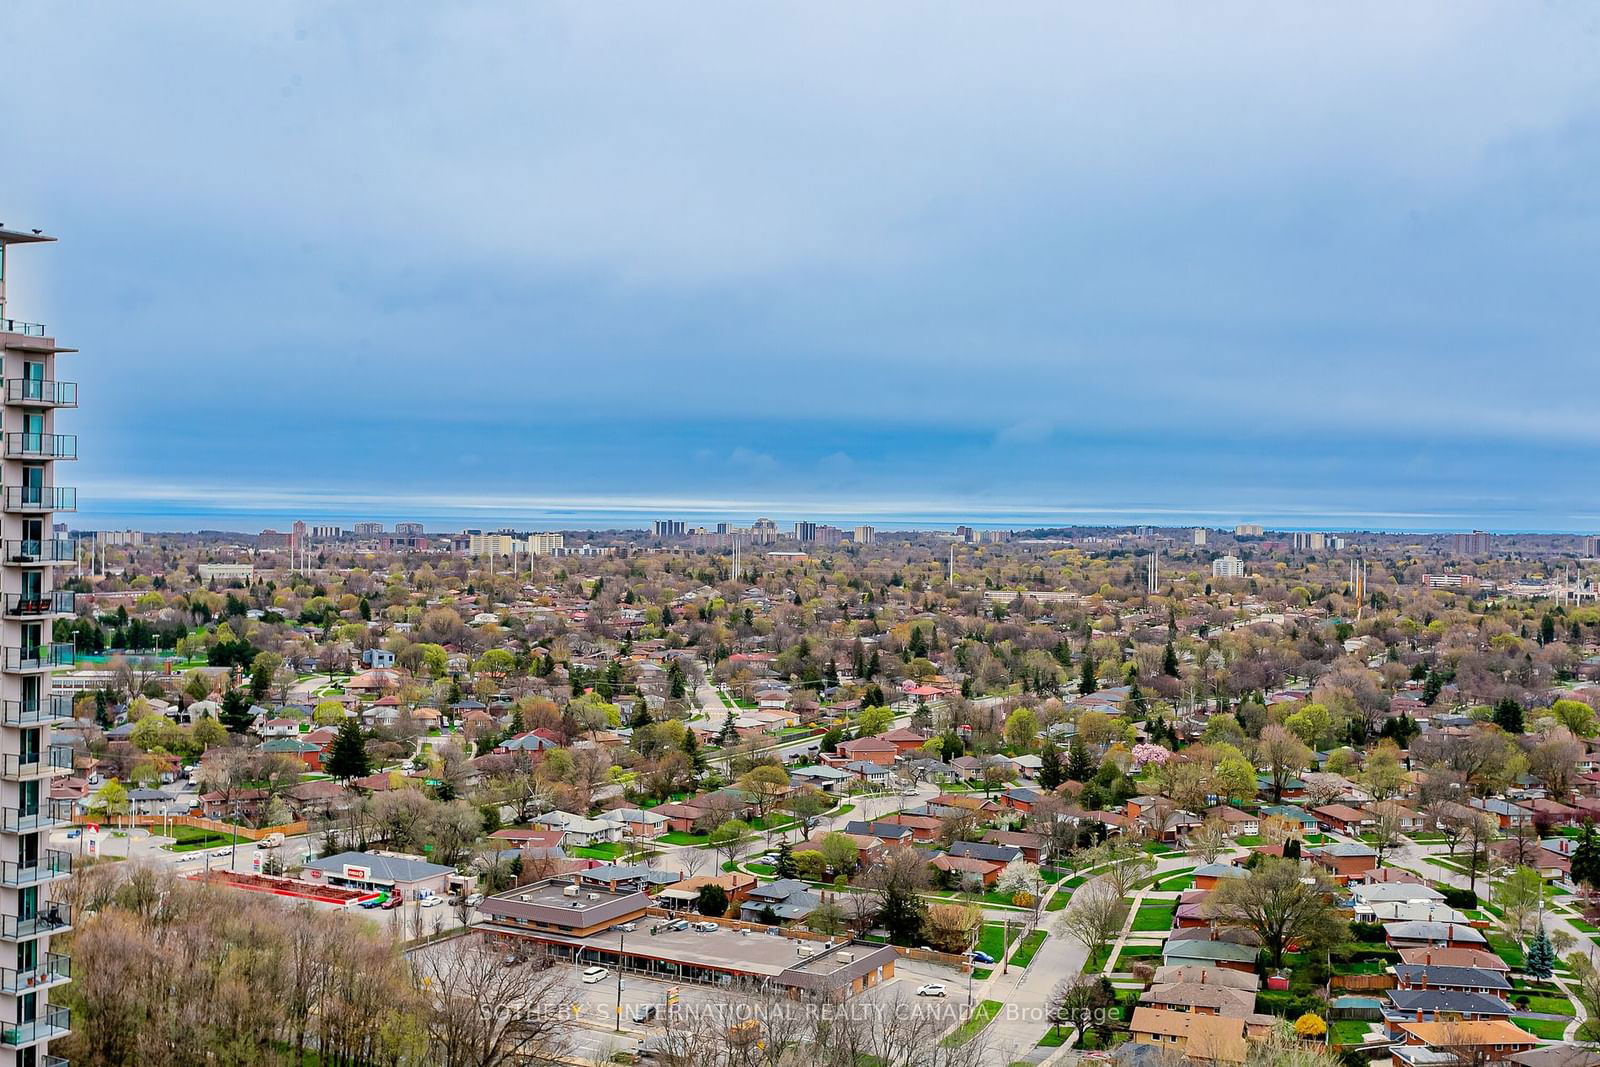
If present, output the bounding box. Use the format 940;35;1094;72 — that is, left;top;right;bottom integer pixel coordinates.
581;967;609;985
381;891;403;910
916;983;948;998
693;921;719;932
631;1004;659;1023
420;894;443;908
256;832;285;849
359;896;383;910
971;950;995;964
464;893;483;907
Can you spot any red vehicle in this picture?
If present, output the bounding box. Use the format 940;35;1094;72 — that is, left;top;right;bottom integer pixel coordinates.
380;889;403;910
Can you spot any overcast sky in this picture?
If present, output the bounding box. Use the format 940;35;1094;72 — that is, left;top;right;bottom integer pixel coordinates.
7;3;1600;530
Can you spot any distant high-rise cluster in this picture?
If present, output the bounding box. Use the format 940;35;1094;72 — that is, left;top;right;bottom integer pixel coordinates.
352;521;384;536
1233;523;1264;537
651;519;687;538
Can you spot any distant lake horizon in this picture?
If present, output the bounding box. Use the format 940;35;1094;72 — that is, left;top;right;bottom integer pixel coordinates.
63;491;1600;538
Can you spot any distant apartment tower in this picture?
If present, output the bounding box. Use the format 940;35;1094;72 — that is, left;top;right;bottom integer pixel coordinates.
526;532;564;555
468;533;520;557
394;521;424;538
309;525;342;540
652;520;686;538
1234;524;1264;537
0;226;77;1059
1290;532;1326;552
1192;528;1208;546
258;528;290;549
814;525;844;546
1212;555;1245;578
794;522;818;543
955;525;976;543
94;529;143;547
1450;530;1493;556
979;530;1008;544
351;521;384;537
750;517;778;544
853;525;876;545
1585;535;1600;558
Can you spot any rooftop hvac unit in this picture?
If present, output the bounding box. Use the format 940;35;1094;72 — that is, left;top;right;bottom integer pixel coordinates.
837;952;853;964
563;885;579;897
588;893;599;901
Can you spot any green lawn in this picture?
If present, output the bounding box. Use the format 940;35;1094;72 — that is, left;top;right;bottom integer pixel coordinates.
571;843;621;860
977;923;1011;960
1520;1017;1569;1040
1488;934;1525;969
1132;902;1176;932
942;1001;1002;1047
1154;870;1195;892
660;831;706;846
1569;917;1598;933
162;825;250;852
1011;929;1048;968
1519;993;1574;1015
1110;944;1162;971
1330;1019;1373;1046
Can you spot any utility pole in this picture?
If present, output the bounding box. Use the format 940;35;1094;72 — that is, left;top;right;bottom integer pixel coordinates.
615;930;626;1032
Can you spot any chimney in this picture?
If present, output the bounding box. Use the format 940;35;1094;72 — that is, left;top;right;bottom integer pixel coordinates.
1415;1009;1423;1023
1419;968;1428;990
1200;971;1207;984
1424;951;1431;965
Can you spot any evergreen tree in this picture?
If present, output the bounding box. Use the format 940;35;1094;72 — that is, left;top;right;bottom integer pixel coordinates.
1493;697;1525;735
774;840;798;880
1421;669;1442;705
667;660;687;700
824;658;839;688
1038;744;1063;791
1571;821;1600;892
1525;923;1555;979
1079;653;1097;697
325;717;371;782
1066;738;1095;782
1162;642;1180;677
867;649;880;679
681;730;706;777
629;703;653;729
717;707;738;746
1283;837;1302;861
218;687;253;733
359;597;371;621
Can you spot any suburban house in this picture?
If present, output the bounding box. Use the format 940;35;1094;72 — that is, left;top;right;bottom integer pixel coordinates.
1128;1007;1247;1064
533;811;626;846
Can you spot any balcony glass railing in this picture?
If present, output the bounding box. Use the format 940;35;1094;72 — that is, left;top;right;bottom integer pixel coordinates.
1;487;75;513
2;644;75;672
0;696;75;726
0;904;72;942
0;1005;69;1046
1;800;74;833
3;380;76;407
1;592;74;619
3;434;76;460
4;540;75;565
0;745;75;778
0;319;47;339
0;851;72;887
0;952;70;993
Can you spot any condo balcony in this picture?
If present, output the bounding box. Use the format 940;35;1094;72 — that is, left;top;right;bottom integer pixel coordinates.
3;540;74;565
1;645;74;673
3;380;76;408
0;904;72;942
0;799;74;834
0;319;47;340
0;851;71;888
0;592;74;620
3;435;76;461
1;487;75;513
0;1005;69;1047
0;696;75;727
0;745;75;779
0;952;69;994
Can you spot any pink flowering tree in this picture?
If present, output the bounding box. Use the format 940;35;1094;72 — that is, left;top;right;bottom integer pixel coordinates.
1130;743;1173;771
